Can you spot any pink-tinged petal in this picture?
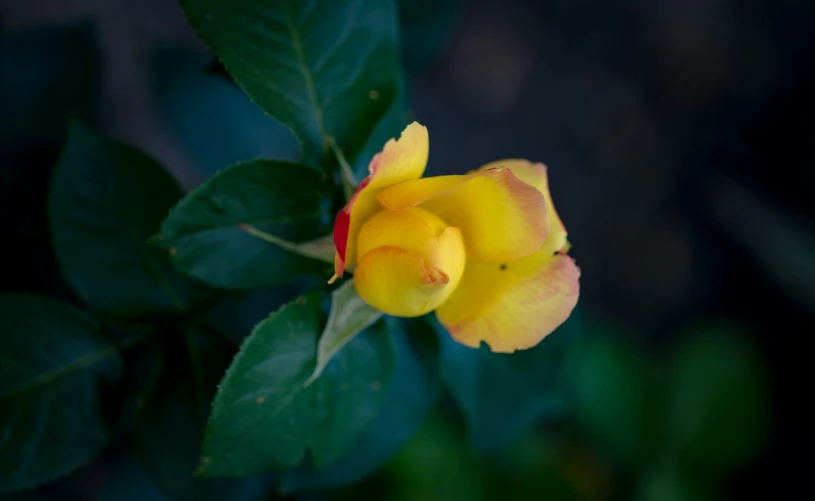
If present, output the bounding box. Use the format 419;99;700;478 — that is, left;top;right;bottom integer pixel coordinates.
435;252;580;353
330;122;429;281
377;168;549;262
478;159;569;255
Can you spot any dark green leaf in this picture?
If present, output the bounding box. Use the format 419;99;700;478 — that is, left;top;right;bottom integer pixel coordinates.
132;327;269;501
181;0;401;167
305;279;383;384
437;313;581;450
155;159;335;289
200;279;320;346
199;292;394;477
0;20;100;151
662;322;770;472
151;48;299;182
0;294;121;492
349;76;410;180
49;121;203;319
280;317;440;492
569;328;653;465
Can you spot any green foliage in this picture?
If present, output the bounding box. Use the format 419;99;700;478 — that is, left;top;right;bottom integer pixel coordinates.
200;283;319;345
570;329;654;465
0;294;121;492
199;293;394;477
566;321;771;499
151;48;300;180
663;322;770;473
49;122;204;318
306;279;384;384
0;2;773;499
280;317;441;492
155;159;335;289
348;77;410;180
181;0;401;169
131;328;269;500
437;312;582;450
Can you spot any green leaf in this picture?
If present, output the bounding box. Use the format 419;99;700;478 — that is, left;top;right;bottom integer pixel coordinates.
662;321;770;472
155;160;334;290
151;48;300;182
131;328;270;501
49;121;203;319
304;279;383;385
181;0;401;167
349;75;410;180
199;292;394;477
200;278;321;346
569;328;654;465
280;317;440;492
0;294;122;492
0;20;100;151
437;313;582;450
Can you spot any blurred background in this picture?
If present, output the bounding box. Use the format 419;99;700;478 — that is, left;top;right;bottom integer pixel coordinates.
2;0;813;499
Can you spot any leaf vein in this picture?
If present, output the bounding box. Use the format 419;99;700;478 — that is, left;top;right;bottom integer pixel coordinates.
279;0;329;152
312;0;360;76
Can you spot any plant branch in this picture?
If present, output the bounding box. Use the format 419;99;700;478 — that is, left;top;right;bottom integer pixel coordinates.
238;223;335;264
329;136;357;200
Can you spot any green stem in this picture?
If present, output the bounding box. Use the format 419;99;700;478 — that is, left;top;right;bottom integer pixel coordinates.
238;224;334;264
329;136;357;200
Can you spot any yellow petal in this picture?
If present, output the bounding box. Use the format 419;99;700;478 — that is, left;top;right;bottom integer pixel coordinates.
378;168;548;262
435;252;580;353
354;208;465;317
332;122;429;278
478;159;568;255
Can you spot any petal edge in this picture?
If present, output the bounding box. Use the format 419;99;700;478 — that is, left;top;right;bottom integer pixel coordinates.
436;253;580;353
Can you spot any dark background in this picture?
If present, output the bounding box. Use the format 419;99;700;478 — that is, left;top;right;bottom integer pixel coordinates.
2;0;813;499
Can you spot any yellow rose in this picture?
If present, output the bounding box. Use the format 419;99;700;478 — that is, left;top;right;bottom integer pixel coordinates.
330;122;580;353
